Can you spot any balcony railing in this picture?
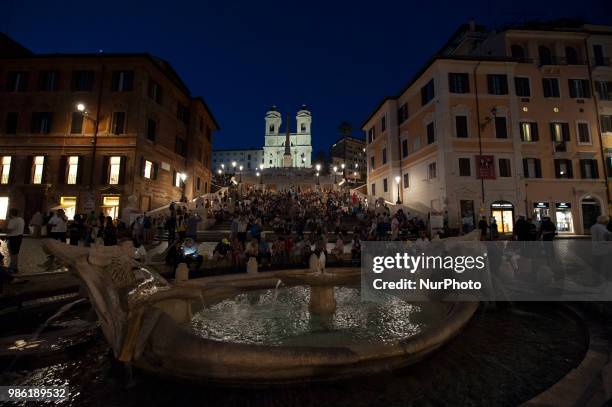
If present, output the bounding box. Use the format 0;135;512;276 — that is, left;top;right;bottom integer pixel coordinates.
538;57;587;66
593;57;611;67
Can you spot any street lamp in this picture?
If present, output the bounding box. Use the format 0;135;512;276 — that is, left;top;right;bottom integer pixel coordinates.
239;165;243;183
180;172;187;202
256;171;262;185
395;175;402;204
259;164;264;185
76;103;86;113
315;164;321;186
353;171;358;184
232;161;237;174
341;163;346;181
75;103;99;188
333;165;338;183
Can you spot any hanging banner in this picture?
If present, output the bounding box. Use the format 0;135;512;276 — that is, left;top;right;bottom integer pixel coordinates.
476;155;496;179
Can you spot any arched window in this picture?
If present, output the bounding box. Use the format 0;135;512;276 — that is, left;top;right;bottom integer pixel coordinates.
301;123;306;133
565;46;579;65
538;46;553;65
269;124;274;133
511;44;525;59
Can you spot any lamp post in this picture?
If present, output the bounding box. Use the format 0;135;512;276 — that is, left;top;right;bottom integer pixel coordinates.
232;161;237;175
353;171;358;184
333;165;338;183
259;164;264;186
315;164;321;186
256;171;261;185
341;163;345;181
239;165;243;183
75;103;99;188
395;175;402;204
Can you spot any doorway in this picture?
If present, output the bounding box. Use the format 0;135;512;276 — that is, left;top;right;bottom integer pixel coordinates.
491;201;514;234
581;197;601;234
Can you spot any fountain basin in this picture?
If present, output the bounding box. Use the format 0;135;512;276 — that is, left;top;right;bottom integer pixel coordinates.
42;241;478;384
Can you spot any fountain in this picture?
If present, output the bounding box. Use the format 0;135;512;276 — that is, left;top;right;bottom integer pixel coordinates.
42;239;478;384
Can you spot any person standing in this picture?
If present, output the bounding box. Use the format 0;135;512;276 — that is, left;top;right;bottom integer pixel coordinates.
540;217;557;241
48;209;68;242
29;211;43;238
591;215;612;285
478;216;488;240
5;208;25;274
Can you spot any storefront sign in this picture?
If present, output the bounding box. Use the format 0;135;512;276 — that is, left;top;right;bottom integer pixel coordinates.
555;202;571;209
533;202;549;209
491;202;513;208
476;155;496;179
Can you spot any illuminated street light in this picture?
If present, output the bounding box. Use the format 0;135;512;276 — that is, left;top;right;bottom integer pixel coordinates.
76;102;86;112
333;166;338;183
395;175;402;204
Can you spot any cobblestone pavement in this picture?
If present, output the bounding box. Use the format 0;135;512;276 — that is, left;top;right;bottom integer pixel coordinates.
1;237;50;275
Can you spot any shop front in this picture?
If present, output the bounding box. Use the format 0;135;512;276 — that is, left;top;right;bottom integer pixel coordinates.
580;196;601;233
554;202;573;233
102;195;121;219
490;201;514;234
533;202;550;222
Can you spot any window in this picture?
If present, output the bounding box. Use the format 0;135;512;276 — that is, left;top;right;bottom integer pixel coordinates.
550;123;570;143
523;158;542;178
448;73;469;93
401;139;408;157
554;159;573;178
146;118;157;141
597;81;612;100
1;156;11;184
499;158;512;177
495;116;507;139
32;156;45;184
428;162;437;179
109;156;121;185
71;70;94;91
455;115;468;138
593;45;606;66
173;171;183;187
38;71;58;91
110;112;126;135
144;160;153;179
538;45;553;65
601;115;612;133
459;158;471;176
487;74;508;95
426;122;435;144
579;159;598;179
367;127;375;143
111;71;134;91
607;157;612;178
370;156;375;170
577;122;591;144
413;137;421;151
398;103;409;123
66;156;79;184
381;116;386;132
5;112;17;134
175;137;186;156
421;79;435;105
197;177;201;190
542;78;560;97
6;71;28;92
31;112;53;134
511;44;526;59
148;79;162;103
371;183;376;195
383;178;388;193
403;173;409;188
382;148;387;165
177;103;189;124
301;123;306;133
70;112;84;134
520;122;539;142
568;79;591;98
565;46;579;65
0;197;8;220
514;77;531;97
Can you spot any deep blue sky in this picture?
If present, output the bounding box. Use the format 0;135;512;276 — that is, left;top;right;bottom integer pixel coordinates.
2;0;610;152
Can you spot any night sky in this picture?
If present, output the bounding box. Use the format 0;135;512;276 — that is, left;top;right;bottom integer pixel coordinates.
2;0;610;153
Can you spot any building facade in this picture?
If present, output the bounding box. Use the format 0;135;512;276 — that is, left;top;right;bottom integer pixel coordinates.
263;105;312;168
329;135;366;180
212;148;264;172
362;21;611;235
0;34;218;224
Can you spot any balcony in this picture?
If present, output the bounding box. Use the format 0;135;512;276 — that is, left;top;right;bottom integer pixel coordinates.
538;56;587;66
593;57;611;68
554;142;567;152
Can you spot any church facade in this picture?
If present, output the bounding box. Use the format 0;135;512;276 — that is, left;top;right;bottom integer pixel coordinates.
263;106;312;168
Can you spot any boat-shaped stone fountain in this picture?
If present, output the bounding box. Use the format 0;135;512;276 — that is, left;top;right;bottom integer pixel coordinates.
43;239;478;384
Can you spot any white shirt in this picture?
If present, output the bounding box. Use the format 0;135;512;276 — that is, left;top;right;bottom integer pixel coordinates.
6;216;25;236
48;214;67;233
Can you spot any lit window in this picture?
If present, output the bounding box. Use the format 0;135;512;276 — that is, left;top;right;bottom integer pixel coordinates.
102;196;120;219
109;156;121;185
67;156;79;184
60;196;77;220
144;160;153;179
1;156;11;184
32;156;44;184
0;197;8;220
174;172;181;187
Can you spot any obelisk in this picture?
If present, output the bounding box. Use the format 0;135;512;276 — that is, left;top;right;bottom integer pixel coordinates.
283;113;292;167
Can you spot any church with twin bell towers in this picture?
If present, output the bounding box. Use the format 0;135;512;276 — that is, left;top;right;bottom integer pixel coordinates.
263;105;313;168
